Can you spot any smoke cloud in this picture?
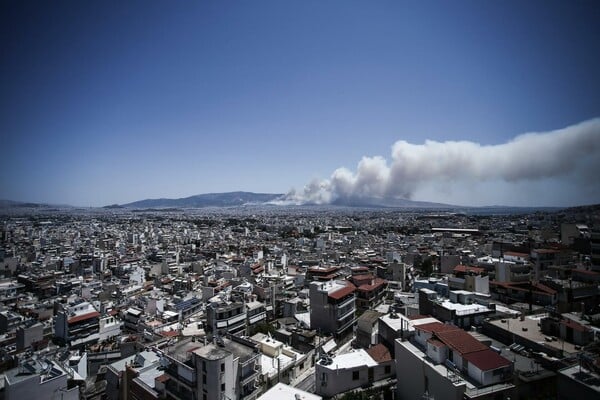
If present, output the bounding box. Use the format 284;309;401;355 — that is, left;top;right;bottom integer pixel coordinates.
283;118;600;205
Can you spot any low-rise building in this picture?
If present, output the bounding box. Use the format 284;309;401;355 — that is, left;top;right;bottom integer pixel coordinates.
4;358;80;400
396;320;514;400
163;336;261;400
315;346;394;398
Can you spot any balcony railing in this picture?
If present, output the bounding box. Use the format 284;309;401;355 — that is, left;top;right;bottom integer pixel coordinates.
240;369;259;386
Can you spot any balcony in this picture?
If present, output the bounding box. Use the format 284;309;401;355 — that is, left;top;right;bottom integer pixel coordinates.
241;383;260;400
240;369;259;386
336;316;355;335
335;296;355;310
336;307;354;322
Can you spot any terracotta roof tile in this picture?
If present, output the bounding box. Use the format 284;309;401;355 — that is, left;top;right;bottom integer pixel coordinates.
435;329;487;355
328;282;356;300
462;349;511;371
366;344;392;363
68;311;100;324
415;322;459;334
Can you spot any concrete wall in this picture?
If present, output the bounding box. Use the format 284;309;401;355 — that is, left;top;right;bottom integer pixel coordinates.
194;351;236;400
5;371;79;400
315;364;370;398
426;342;447;365
16;323;43;350
395;339;466;400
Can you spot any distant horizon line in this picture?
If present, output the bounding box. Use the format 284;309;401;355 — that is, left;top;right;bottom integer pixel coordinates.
1;190;597;210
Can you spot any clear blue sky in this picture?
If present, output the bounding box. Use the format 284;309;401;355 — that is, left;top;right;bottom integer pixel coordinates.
1;1;599;206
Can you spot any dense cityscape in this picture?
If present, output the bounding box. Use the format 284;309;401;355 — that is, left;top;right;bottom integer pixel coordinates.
3;2;600;400
0;203;598;400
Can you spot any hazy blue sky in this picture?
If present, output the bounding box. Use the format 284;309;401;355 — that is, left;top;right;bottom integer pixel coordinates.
1;1;599;207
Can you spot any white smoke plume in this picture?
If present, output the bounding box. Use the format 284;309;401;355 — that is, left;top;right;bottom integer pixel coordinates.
284;118;600;205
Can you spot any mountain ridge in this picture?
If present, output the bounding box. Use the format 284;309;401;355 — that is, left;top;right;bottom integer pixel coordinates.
119;192;459;209
121;191;284;208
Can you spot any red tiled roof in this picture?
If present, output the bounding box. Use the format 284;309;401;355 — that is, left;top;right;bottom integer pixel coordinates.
328;282;356;300
68;311;100;324
161;330;179;337
357;278;387;292
366;344;392;363
415;322;459;334
155;374;170;383
435;329;487;355
463;349;511;371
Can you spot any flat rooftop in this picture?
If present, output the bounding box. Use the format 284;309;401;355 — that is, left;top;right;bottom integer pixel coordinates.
193;338;257;363
558;365;600;394
257;382;322;400
439;300;492;315
487;315;579;355
319;349;377;370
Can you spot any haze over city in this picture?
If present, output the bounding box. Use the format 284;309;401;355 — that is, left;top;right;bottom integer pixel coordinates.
2;1;599;207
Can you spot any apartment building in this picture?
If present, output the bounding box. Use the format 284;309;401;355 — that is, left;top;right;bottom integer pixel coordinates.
315;346;394;398
164;336;261;400
309;280;356;339
54;300;101;347
4;358;80;400
396;320;514;400
206;299;247;335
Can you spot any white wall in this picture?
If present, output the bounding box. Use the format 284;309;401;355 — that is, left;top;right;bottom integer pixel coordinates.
395;339;466;400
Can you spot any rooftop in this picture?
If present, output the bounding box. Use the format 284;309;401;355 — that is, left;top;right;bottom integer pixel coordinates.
319;349;377;370
435;329;488;355
257;383;322;400
462;349;511;371
487;315;580;355
558;364;600;394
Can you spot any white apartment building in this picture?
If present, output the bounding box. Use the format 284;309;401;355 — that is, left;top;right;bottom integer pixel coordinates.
54;300;101;347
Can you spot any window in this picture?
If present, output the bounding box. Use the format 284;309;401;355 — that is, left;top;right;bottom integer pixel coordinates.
221;383;225;391
221;363;225;372
203;395;207;400
384;365;391;374
202;375;206;384
352;371;359;380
